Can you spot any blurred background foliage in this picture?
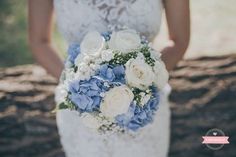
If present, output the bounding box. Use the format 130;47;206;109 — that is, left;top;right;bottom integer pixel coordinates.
0;0;32;67
0;0;66;67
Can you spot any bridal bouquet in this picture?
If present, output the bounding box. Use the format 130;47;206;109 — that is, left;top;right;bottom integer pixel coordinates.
55;29;169;132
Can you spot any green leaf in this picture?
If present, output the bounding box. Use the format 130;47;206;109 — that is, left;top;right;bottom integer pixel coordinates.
58;102;70;110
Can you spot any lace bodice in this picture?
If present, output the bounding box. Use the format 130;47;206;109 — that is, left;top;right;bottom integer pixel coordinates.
54;0;163;43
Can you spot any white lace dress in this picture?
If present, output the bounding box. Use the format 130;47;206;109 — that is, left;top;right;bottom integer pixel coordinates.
54;0;171;157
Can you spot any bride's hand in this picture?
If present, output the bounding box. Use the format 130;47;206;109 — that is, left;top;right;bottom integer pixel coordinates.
28;0;63;80
161;0;190;71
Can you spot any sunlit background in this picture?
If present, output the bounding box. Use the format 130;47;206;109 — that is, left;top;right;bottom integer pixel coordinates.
0;0;236;67
155;0;236;59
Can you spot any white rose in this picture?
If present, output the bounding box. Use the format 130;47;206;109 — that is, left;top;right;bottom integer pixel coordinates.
81;113;101;130
108;29;141;53
80;31;105;56
153;60;169;89
55;84;68;104
101;49;114;62
125;55;155;90
100;85;134;119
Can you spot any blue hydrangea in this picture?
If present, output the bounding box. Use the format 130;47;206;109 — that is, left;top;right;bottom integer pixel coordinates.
68;64;126;112
97;64;115;81
101;31;112;41
95;64;125;84
69;78;107;112
115;86;160;131
67;43;80;64
68;61;160;131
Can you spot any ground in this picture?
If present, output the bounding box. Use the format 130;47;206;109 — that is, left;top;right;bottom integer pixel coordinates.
0;55;236;157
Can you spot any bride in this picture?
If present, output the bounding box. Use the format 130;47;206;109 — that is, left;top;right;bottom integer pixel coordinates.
28;0;190;157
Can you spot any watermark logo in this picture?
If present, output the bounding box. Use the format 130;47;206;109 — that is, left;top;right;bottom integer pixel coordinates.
202;128;229;150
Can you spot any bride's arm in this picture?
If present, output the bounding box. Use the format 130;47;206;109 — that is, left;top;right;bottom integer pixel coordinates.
28;0;63;80
161;0;190;71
